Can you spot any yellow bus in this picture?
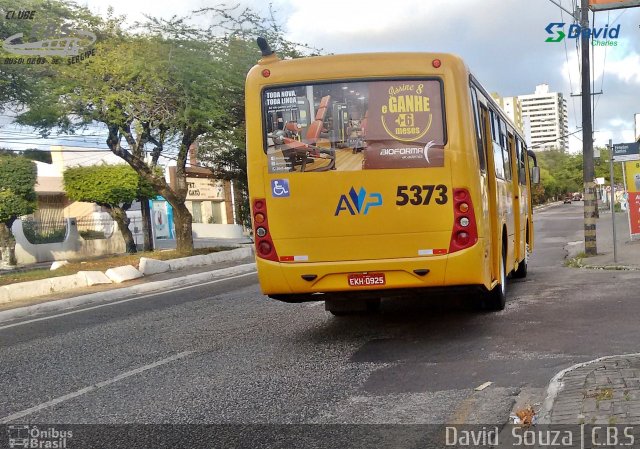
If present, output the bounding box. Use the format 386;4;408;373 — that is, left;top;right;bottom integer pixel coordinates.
245;38;539;314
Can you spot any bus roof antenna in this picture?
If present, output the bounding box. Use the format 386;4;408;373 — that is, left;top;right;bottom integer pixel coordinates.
257;37;274;57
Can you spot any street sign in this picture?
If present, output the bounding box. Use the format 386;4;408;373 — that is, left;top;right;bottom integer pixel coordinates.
589;0;640;10
612;142;640;162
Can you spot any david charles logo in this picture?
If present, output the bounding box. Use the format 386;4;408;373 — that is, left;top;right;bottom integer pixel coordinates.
545;22;620;46
335;187;382;216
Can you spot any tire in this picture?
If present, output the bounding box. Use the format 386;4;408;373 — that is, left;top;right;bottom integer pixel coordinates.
485;244;507;311
513;242;528;279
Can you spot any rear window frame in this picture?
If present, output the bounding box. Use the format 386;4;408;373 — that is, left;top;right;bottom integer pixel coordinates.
259;77;448;155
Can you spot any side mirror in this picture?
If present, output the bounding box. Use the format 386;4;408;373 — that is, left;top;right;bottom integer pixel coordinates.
531;166;541;185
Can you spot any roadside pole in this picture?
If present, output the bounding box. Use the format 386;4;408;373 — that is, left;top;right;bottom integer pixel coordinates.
609;139;617;262
581;0;597;255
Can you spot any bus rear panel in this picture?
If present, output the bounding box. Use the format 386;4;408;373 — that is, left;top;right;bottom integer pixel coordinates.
246;53;498;302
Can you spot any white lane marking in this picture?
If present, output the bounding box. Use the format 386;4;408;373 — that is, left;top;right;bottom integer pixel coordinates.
306;301;324;308
0;350;194;423
0;271;257;331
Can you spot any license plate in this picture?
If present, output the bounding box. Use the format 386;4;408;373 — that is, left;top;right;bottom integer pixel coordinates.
347;273;386;287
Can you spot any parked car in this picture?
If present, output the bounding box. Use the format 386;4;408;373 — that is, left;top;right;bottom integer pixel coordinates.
572;193;582;201
563;195;572;204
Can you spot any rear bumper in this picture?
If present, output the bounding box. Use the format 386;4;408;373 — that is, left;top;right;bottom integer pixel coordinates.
256;238;490;297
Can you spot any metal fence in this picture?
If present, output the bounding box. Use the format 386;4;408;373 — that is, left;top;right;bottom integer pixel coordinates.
76;215;145;245
75;217;116;240
21;217;67;244
20;214;145;245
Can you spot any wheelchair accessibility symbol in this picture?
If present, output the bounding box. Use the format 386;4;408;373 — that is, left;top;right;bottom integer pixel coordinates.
271;179;290;198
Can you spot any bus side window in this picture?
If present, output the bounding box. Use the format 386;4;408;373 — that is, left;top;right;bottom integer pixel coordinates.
470;87;486;172
517;139;526;185
490;109;505;179
500;121;511;181
504;130;513;181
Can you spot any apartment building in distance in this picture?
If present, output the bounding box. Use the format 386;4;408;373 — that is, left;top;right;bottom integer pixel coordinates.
518;84;569;152
491;94;524;133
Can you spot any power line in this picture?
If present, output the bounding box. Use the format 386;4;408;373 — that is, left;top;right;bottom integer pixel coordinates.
530;128;583;150
560;0;580;130
593;10;610;119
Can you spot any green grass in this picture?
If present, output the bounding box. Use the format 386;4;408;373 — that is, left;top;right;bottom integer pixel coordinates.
565;251;587;268
0;246;235;287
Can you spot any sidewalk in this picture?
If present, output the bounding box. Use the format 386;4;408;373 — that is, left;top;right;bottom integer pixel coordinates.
540;355;640;424
539;204;640;424
564;206;640;269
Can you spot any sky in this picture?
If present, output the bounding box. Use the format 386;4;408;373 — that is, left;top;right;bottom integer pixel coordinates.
2;0;639;155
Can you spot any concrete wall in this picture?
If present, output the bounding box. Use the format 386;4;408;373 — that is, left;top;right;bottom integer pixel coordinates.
192;223;244;239
13;218;126;264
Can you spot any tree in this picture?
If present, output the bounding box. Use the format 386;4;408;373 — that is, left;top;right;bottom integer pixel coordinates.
63;165;154;253
0;0;101;112
0;155;37;266
192;9;317;228
17;17;233;253
15;5;314;252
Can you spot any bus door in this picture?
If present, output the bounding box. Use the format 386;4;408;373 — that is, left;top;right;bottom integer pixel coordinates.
480;105;502;283
515;138;529;257
499;120;516;271
509;132;524;266
471;88;493;287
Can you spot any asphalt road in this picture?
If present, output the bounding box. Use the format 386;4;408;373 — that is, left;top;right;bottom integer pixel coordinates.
2;202;639;430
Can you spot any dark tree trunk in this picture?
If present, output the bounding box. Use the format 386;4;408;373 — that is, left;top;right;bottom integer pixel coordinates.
108;206;137;254
172;202;193;254
140;197;154;252
106;125;195;255
0;222;17;267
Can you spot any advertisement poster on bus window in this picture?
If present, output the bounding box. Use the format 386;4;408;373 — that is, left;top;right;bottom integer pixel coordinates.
623;160;640;237
262;80;445;173
365;80;445;169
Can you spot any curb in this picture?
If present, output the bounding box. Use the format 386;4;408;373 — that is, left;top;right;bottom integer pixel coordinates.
0;247;253;304
581;264;638;271
538;353;640;424
0;262;257;324
534;201;562;212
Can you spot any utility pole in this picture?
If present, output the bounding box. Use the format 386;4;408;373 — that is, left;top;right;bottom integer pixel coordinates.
581;0;597;255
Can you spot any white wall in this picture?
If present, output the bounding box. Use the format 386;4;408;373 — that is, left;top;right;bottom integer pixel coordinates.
191;224;244;239
12;218;126;264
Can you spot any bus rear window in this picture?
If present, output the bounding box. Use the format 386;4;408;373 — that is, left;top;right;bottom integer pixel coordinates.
262;79;446;173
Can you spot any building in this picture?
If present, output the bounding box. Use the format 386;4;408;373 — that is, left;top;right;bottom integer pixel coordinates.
491;94;524;132
33;145;242;240
518;84;569;152
34;145;125;220
166;144;237;227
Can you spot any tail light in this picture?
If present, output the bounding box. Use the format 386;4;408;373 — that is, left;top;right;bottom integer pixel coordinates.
252;198;279;261
448;188;478;253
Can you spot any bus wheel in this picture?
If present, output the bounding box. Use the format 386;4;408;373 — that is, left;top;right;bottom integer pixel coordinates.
486;245;507;311
512;243;528;279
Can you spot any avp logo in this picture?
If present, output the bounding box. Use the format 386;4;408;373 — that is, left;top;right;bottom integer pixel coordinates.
335;187;382;216
545;22;621;45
